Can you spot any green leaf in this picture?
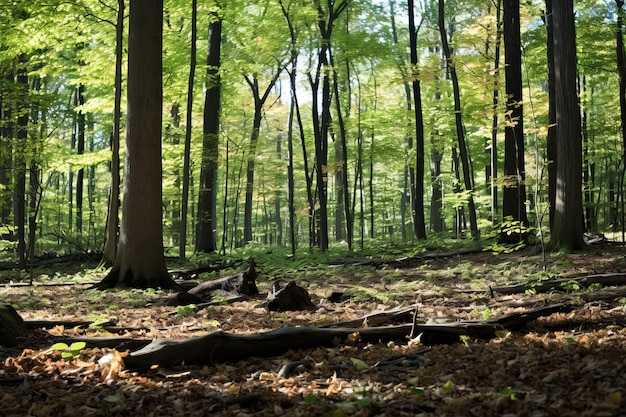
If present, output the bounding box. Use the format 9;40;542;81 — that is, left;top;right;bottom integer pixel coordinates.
350;358;369;369
442;379;455;394
302;394;317;404
51;342;69;351
410;387;425;396
69;341;86;351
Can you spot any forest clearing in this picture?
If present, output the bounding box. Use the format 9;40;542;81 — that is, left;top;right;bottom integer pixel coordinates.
1;242;626;416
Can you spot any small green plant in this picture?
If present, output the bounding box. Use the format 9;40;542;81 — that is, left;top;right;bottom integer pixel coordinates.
470;307;492;321
176;304;196;316
498;386;519;400
587;283;602;292
560;280;582;292
51;341;86;361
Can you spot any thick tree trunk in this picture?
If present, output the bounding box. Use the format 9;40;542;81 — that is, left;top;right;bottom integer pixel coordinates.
616;1;626;241
96;0;177;290
501;0;528;242
196;14;222;253
548;0;585;251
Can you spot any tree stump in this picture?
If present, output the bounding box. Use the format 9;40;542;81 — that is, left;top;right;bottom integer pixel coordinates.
0;305;25;347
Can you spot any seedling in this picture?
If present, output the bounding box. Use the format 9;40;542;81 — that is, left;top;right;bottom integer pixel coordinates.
51;341;86;361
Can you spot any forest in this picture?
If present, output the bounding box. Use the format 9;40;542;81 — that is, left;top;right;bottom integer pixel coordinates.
1;0;626;416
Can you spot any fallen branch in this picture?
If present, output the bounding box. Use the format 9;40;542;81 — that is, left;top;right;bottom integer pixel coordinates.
327;248;484;269
491;273;626;295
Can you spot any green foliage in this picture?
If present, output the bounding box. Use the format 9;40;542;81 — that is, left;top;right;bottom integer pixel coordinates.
51;341;86;361
176;304;196;317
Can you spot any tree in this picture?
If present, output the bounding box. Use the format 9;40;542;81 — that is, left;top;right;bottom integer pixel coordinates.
500;0;528;241
408;0;427;240
438;0;479;238
102;0;124;267
548;0;585;251
96;0;178;289
196;6;222;254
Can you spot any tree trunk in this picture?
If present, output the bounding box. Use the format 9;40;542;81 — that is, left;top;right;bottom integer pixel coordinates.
489;0;502;223
548;0;585;251
196;13;222;253
501;0;528;242
544;0;557;231
95;0;177;290
102;0;124;267
15;54;28;268
0;69;14;229
179;0;197;260
438;0;478;238
408;0;427;240
76;84;85;243
616;0;626;241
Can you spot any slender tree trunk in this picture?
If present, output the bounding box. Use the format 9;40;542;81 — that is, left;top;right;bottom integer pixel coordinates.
0;69;14;228
616;0;626;241
76;84;85;243
438;0;479;238
243;70;283;244
15;54;28;268
180;0;197;260
548;0;585;251
544;0;557;230
96;0;177;289
102;0;124;267
408;0;427;240
196;12;222;253
501;0;528;242
490;0;502;222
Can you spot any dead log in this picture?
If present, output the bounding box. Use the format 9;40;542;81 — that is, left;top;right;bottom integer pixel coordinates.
491;273;626;295
168;260;241;280
321;307;415;328
168;258;259;306
123;303;569;370
327;247;484;269
123;323;493;370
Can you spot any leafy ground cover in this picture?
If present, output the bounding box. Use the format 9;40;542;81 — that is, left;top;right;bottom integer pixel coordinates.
1;243;626;416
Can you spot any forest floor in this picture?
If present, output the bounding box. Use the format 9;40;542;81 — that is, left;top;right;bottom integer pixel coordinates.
1;242;626;416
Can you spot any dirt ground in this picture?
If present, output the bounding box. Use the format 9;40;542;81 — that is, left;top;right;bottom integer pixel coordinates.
1;243;626;416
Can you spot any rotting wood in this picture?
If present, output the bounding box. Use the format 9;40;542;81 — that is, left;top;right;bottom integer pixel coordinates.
168;258;259;306
491;273;626;295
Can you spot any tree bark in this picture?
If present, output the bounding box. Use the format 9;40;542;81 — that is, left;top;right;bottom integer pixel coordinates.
408;0;427;240
102;0;124;267
179;0;197;260
501;0;528;242
95;0;177;289
15;53;28;268
544;0;557;231
196;12;222;253
548;0;585;251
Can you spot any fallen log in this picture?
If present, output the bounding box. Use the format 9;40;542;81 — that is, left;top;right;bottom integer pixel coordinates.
124;323;496;370
327;248;484;269
168;258;259;306
491;273;626;295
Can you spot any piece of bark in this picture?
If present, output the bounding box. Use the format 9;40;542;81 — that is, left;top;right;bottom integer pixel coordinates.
261;281;316;311
0;305;25;347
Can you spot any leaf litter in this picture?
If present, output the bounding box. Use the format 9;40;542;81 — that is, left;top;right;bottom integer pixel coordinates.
1;246;626;416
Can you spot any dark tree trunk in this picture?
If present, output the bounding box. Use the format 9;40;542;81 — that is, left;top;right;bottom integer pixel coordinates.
96;0;178;289
76;84;85;243
243;70;283;244
616;0;626;240
196;13;222;253
179;0;197;260
0;68;14;227
548;0;585;251
438;0;478;238
501;0;528;242
544;0;557;231
15;54;28;268
489;0;502;222
102;0;124;267
408;0;427;240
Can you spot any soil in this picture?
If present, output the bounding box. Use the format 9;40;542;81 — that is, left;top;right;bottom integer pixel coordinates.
1;243;626;416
